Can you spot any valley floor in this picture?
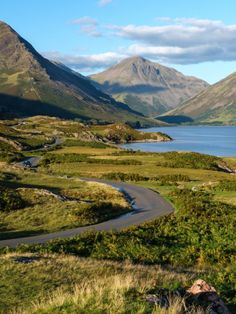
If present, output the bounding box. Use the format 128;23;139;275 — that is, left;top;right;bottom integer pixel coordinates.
0;117;235;313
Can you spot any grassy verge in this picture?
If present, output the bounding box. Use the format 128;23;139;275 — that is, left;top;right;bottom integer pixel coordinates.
0;253;213;314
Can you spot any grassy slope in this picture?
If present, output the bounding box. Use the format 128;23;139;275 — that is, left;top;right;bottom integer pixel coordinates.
91;123;172;143
0;117;171;163
0;167;130;239
164;72;236;125
0;22;158;126
0;253;207;314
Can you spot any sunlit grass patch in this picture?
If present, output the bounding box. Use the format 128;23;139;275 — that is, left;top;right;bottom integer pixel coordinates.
0;253;206;314
0;171;131;239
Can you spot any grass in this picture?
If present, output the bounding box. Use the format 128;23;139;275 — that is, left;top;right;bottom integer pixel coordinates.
0;119;235;313
0;253;210;314
0;167;131;239
39;146;235;201
214;190;236;206
91;123;172;143
12;189;235;312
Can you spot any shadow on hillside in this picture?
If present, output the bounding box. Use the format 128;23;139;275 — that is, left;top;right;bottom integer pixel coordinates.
0;93;89;120
100;82;167;94
0;228;45;240
157;115;194;124
0;179;61;195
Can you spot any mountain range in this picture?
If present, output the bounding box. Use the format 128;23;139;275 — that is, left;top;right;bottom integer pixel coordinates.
90;56;209;117
0;21;153;126
0;20;235;126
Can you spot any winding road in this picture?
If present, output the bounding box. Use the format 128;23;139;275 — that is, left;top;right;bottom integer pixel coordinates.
0;140;174;248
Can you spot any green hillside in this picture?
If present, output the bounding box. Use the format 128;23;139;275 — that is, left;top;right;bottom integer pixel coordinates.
162;72;236;125
0;21;157;126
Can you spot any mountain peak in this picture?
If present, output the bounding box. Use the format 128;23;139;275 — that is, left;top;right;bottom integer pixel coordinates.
0;21;150;124
0;20;12;30
0;20;44;72
122;55;148;63
91;56;209;117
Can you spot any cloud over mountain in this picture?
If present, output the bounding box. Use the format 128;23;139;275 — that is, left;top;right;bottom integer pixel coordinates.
46;18;236;72
113;18;236;64
44;51;126;73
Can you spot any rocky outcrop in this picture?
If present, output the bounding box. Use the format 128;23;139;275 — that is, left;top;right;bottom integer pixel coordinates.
146;279;230;313
187;279;230;314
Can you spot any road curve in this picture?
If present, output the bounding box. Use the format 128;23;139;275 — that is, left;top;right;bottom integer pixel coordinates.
0;179;174;248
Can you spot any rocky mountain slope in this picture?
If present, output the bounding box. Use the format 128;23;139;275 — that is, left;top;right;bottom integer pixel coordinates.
90;56;209;117
0;21;153;126
162;72;236;124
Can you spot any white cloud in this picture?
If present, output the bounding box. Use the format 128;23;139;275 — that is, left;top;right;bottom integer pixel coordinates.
45;51;126;73
45;18;236;74
112;18;236;64
98;0;113;6
71;16;98;26
70;16;102;37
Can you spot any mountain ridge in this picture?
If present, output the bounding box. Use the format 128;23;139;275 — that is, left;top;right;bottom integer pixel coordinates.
90;56;209;117
0;21;155;126
162;71;236;125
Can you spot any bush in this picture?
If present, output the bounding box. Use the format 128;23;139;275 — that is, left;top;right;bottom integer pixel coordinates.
40;154;142;166
102;173;190;184
159;152;222;170
63;139;109;148
153;174;190;185
76;202;130;225
0;187;24;212
0;152;23;163
102;172;149;182
215;180;236;191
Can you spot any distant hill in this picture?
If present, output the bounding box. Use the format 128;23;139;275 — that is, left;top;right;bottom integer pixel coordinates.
90;56;209;117
0;21;154;126
162;72;236;125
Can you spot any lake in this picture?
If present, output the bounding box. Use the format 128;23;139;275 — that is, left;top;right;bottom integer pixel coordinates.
122;126;236;156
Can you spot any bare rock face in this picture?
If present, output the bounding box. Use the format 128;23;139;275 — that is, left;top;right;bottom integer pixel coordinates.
187;279;217;295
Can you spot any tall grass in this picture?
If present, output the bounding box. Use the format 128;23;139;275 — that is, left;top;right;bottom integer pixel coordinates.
0;253;206;314
19;267;204;314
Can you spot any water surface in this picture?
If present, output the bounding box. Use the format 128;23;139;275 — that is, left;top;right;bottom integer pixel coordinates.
122;126;236;156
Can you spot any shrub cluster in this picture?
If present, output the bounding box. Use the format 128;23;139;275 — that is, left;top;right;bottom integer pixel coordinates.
63;139;109;149
102;172;190;184
102;172;149;182
0;186;24;212
76;201;129;225
26;189;236;269
158;152;222;170
215;180;236;191
41;153;142;166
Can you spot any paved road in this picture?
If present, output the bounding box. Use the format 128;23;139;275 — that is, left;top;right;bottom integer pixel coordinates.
0;178;174;247
1;139;174;247
16;137;63;168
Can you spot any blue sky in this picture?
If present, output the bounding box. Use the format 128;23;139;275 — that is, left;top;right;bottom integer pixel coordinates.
1;0;236;83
